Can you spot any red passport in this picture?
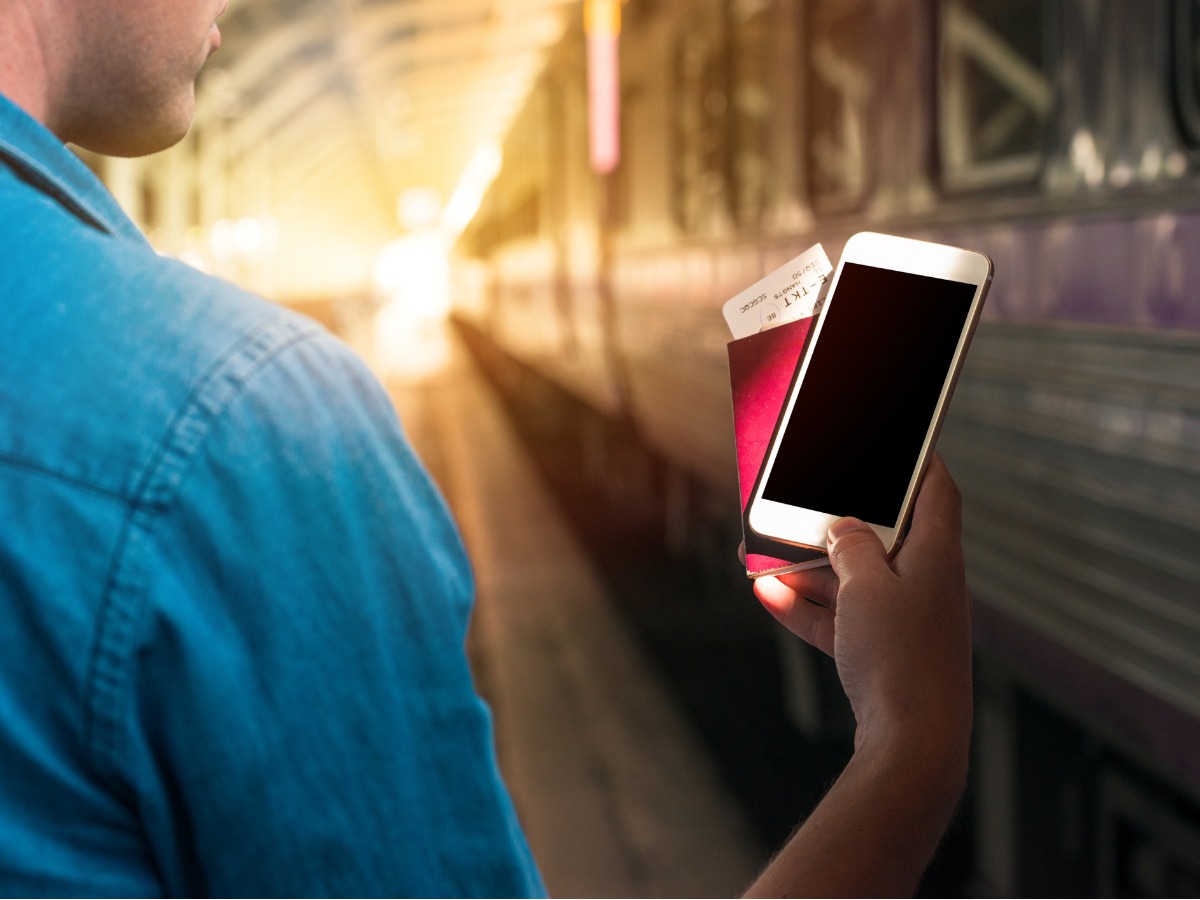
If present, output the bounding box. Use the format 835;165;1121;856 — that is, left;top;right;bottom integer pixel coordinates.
727;316;829;577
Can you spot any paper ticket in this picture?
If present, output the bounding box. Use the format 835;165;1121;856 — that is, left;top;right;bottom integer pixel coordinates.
722;243;833;339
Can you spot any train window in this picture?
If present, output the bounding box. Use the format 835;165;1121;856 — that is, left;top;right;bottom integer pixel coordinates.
1174;0;1200;147
730;0;773;229
938;0;1055;190
805;0;869;211
673;26;732;234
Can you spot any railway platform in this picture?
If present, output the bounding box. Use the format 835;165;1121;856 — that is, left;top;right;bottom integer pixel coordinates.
381;322;765;898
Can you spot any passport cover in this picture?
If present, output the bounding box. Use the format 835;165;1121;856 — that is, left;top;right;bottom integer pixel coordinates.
728;316;829;577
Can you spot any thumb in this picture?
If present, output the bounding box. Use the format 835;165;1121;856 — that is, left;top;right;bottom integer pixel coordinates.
826;517;892;583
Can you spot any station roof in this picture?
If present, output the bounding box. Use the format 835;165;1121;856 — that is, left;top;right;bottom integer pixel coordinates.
197;0;575;232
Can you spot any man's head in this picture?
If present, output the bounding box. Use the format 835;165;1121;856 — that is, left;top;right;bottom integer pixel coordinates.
0;0;226;157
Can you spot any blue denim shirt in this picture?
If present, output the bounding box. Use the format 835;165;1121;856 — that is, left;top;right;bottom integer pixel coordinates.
0;94;543;897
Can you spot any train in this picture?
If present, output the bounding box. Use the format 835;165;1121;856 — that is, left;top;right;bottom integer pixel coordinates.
451;0;1200;894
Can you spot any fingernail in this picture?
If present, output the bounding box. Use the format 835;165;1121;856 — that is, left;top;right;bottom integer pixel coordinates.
827;517;868;545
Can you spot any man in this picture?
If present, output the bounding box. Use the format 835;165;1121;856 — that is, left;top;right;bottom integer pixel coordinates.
1;0;540;895
0;0;972;895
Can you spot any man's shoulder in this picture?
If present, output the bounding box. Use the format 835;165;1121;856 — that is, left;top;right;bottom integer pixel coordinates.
0;208;355;503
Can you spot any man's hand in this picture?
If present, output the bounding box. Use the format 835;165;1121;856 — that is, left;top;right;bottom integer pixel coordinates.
745;454;973;897
754;453;973;760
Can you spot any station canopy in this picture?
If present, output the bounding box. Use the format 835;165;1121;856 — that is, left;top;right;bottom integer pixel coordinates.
196;0;574;231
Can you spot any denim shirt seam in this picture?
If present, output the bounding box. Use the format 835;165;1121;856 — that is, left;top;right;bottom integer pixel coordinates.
83;315;324;784
0;453;132;504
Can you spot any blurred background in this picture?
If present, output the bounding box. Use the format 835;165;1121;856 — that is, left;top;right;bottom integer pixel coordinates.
79;0;1200;895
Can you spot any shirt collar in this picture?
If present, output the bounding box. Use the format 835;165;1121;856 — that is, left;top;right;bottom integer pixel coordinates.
0;92;149;246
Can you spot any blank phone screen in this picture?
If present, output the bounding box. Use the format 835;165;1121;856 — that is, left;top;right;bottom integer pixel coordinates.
761;262;975;526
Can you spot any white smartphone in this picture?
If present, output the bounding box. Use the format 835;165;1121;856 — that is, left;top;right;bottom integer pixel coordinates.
747;232;992;556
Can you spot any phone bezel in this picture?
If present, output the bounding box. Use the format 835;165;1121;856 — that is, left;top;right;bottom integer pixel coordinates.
746;231;992;555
